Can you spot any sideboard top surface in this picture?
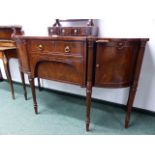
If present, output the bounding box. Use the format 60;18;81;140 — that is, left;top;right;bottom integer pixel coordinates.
14;36;149;41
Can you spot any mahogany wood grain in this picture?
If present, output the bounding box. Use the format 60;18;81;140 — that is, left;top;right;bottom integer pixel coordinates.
86;37;96;131
14;21;149;131
15;36;88;113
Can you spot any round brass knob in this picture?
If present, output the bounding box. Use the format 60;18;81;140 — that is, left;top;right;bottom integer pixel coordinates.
74;29;78;33
118;42;123;46
38;44;44;51
117;42;125;50
64;46;70;53
62;29;65;33
96;64;100;68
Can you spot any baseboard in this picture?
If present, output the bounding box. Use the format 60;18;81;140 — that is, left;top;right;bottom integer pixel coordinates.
2;79;155;117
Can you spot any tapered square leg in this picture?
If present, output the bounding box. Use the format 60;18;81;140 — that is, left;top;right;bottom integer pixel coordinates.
20;71;27;100
37;78;42;91
28;76;38;114
125;85;137;128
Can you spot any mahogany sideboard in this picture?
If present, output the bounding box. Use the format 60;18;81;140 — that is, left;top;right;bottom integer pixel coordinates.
14;35;149;131
0;26;27;99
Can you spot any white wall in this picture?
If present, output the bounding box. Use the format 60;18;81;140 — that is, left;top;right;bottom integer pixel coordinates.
0;0;155;111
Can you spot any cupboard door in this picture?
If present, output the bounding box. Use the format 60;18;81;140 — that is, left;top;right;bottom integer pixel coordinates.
95;40;139;88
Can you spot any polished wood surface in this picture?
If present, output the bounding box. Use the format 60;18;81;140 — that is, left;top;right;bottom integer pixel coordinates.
94;39;144;88
15;36;87;86
14;34;149;131
0;26;27;100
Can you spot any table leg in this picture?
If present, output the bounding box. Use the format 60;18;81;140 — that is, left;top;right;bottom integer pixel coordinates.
20;71;27;100
37;78;42;91
28;75;38;114
86;82;92;131
125;84;137;128
2;54;15;99
0;68;3;81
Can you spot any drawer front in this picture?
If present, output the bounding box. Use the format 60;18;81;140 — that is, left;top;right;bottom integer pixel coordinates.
30;54;86;86
79;27;91;36
60;28;72;36
48;27;95;36
71;28;80;36
48;27;72;36
95;41;139;87
30;40;84;56
48;27;60;35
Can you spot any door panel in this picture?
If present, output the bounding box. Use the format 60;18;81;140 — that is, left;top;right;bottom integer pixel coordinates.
95;41;139;87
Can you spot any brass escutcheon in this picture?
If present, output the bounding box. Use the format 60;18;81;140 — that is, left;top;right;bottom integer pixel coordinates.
38;44;44;51
64;46;70;53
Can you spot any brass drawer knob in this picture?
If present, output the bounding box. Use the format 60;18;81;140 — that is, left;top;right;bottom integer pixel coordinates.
38;44;44;51
96;64;100;68
62;29;65;33
117;42;125;50
64;46;70;53
74;29;78;33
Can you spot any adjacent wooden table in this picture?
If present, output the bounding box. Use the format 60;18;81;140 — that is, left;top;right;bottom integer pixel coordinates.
0;26;27;100
0;40;27;100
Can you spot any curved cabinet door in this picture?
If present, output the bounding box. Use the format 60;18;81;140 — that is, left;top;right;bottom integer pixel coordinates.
95;40;140;88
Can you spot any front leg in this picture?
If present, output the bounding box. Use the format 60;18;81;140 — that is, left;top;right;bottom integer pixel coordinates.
37;78;42;91
0;69;3;81
86;82;92;131
28;75;38;114
125;84;137;128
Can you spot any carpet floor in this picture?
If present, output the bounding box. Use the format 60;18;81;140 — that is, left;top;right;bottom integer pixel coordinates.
0;81;155;135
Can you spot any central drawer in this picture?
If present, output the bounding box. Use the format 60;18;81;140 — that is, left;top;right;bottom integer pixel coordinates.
30;40;84;56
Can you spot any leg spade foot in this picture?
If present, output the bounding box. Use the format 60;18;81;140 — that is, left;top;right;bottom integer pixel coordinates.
125;115;130;128
86;124;90;132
